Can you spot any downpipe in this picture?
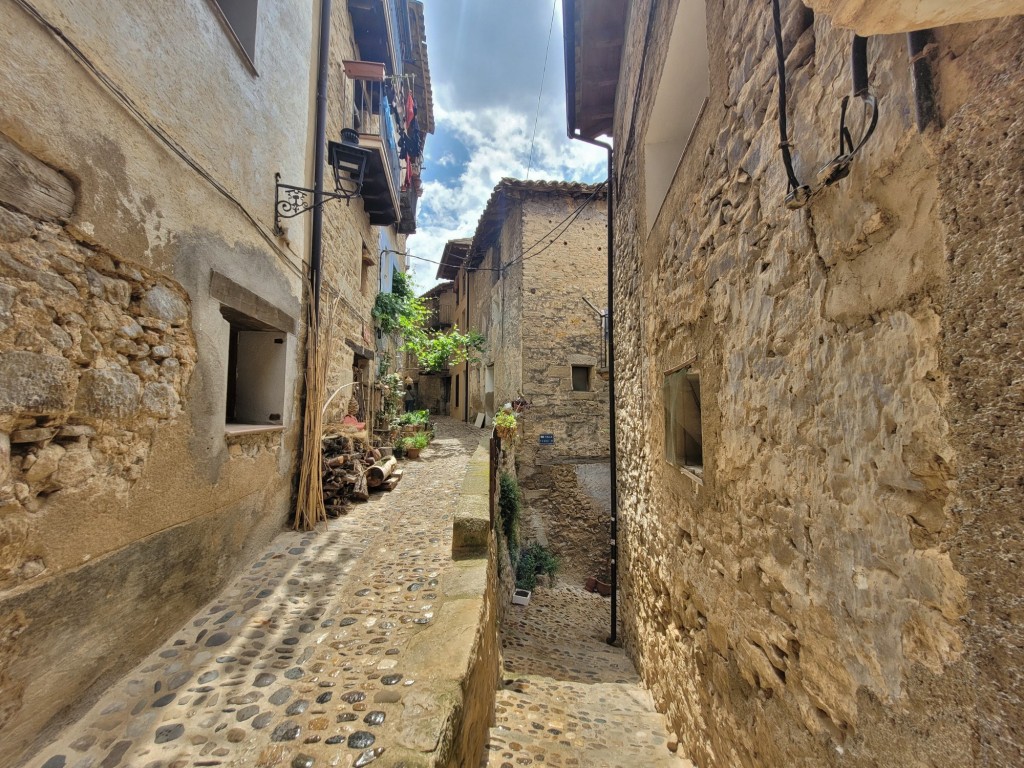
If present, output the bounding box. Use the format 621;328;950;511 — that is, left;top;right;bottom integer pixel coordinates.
569;132;618;645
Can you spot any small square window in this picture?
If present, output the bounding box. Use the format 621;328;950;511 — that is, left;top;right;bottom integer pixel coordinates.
571;365;591;392
664;367;702;474
224;312;288;428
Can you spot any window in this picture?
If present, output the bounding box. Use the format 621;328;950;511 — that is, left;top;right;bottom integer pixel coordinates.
211;0;259;65
644;0;709;233
664;367;702;475
224;312;288;430
571;365;591;392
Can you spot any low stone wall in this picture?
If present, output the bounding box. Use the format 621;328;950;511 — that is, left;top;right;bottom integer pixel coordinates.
392;442;500;767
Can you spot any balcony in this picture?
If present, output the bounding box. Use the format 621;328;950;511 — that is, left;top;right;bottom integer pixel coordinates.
348;0;406;76
354;79;402;226
397;187;417;234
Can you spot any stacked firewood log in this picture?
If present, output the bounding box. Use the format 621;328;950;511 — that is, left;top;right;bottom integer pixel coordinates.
321;434;403;517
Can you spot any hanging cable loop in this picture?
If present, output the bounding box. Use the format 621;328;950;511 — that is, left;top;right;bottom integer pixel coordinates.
770;1;880;209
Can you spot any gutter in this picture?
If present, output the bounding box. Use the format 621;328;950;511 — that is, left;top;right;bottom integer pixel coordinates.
309;0;332;319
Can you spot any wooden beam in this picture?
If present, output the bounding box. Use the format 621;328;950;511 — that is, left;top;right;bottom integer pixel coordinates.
0;133;75;222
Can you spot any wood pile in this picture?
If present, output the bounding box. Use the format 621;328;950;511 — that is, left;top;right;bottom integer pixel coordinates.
320;434;404;517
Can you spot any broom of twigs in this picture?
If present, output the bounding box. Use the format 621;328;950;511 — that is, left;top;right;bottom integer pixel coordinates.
294;283;341;531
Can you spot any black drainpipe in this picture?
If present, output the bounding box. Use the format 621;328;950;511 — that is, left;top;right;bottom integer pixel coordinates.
464;268;470;422
309;0;332;319
569;134;617;645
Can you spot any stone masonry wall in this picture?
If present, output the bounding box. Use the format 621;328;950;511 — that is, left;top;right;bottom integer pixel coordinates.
611;0;1024;766
518;193;609;468
0;207;196;591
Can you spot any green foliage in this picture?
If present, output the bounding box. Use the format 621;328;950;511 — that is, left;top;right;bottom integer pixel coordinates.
373;271;429;337
493;409;517;435
516;543;559;591
402;432;430;450
407;327;486;373
375;372;404;429
498;472;522;566
397;409;431;426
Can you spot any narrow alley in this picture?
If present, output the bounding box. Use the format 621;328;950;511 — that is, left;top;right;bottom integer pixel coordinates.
2;2;1023;767
485;587;686;768
30;419;679;768
32;420;484;768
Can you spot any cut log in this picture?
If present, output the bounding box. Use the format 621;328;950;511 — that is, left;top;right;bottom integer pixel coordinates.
352;471;369;501
380;469;404;492
366;456;397;488
325;455;348;468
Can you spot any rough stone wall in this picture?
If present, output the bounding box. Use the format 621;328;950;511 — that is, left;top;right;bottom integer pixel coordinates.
520;462;610;582
932;19;1024;767
321;6;398;422
0;2;313;763
473;210;526;420
610;0;1024;766
0;209;196;591
518;193;609;468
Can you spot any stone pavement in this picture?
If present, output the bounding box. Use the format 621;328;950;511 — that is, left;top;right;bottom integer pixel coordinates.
30;418;486;768
483;586;690;768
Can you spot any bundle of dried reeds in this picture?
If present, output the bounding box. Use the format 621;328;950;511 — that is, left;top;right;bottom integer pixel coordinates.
294;286;340;531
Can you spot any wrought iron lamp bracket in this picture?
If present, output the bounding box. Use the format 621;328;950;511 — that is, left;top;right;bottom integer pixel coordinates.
274;173;362;236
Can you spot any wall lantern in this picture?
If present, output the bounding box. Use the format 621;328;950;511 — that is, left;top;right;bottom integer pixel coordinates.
274;129;370;235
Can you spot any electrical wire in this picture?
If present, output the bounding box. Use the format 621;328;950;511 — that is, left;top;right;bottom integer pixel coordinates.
525;0;558;180
770;0;805;199
400;181;606;276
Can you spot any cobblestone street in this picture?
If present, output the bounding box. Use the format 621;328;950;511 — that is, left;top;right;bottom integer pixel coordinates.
32;419;485;768
484;587;688;768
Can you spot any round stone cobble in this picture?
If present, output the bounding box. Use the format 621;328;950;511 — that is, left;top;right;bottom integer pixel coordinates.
29;419;485;768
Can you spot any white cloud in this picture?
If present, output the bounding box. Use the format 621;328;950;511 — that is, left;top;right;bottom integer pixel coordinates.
405;92;606;290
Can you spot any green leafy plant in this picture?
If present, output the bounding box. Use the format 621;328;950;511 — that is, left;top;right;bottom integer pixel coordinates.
402;432;429;451
407;326;486;374
494;409;517;438
375;371;404;428
373;270;430;337
397;409;431;426
498;472;522;566
516;543;559;591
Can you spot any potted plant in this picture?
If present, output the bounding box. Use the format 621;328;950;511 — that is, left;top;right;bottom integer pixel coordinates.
586;567;612;596
494;408;517;440
402;432;429;459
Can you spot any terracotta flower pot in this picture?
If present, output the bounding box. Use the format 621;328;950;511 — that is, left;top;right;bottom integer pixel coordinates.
405;447;421;459
584;577;597;593
595;579;612;597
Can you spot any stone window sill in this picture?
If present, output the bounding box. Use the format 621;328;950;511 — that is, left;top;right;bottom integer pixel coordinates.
225;423;285;437
669;461;704;486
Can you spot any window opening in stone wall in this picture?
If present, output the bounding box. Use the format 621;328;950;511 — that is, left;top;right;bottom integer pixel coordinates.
664;367;702;475
211;0;259;65
223;308;287;430
572;365;591;392
644;0;709;234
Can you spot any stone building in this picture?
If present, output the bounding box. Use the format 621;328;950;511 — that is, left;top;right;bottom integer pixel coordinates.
412;279;457;414
436;180;612;578
319;0;433;425
0;2;431;765
565;0;1024;766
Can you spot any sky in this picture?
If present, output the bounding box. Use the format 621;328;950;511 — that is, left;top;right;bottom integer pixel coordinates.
405;0;607;288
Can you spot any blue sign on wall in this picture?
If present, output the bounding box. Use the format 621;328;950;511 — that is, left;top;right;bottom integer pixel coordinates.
539;433;555;445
